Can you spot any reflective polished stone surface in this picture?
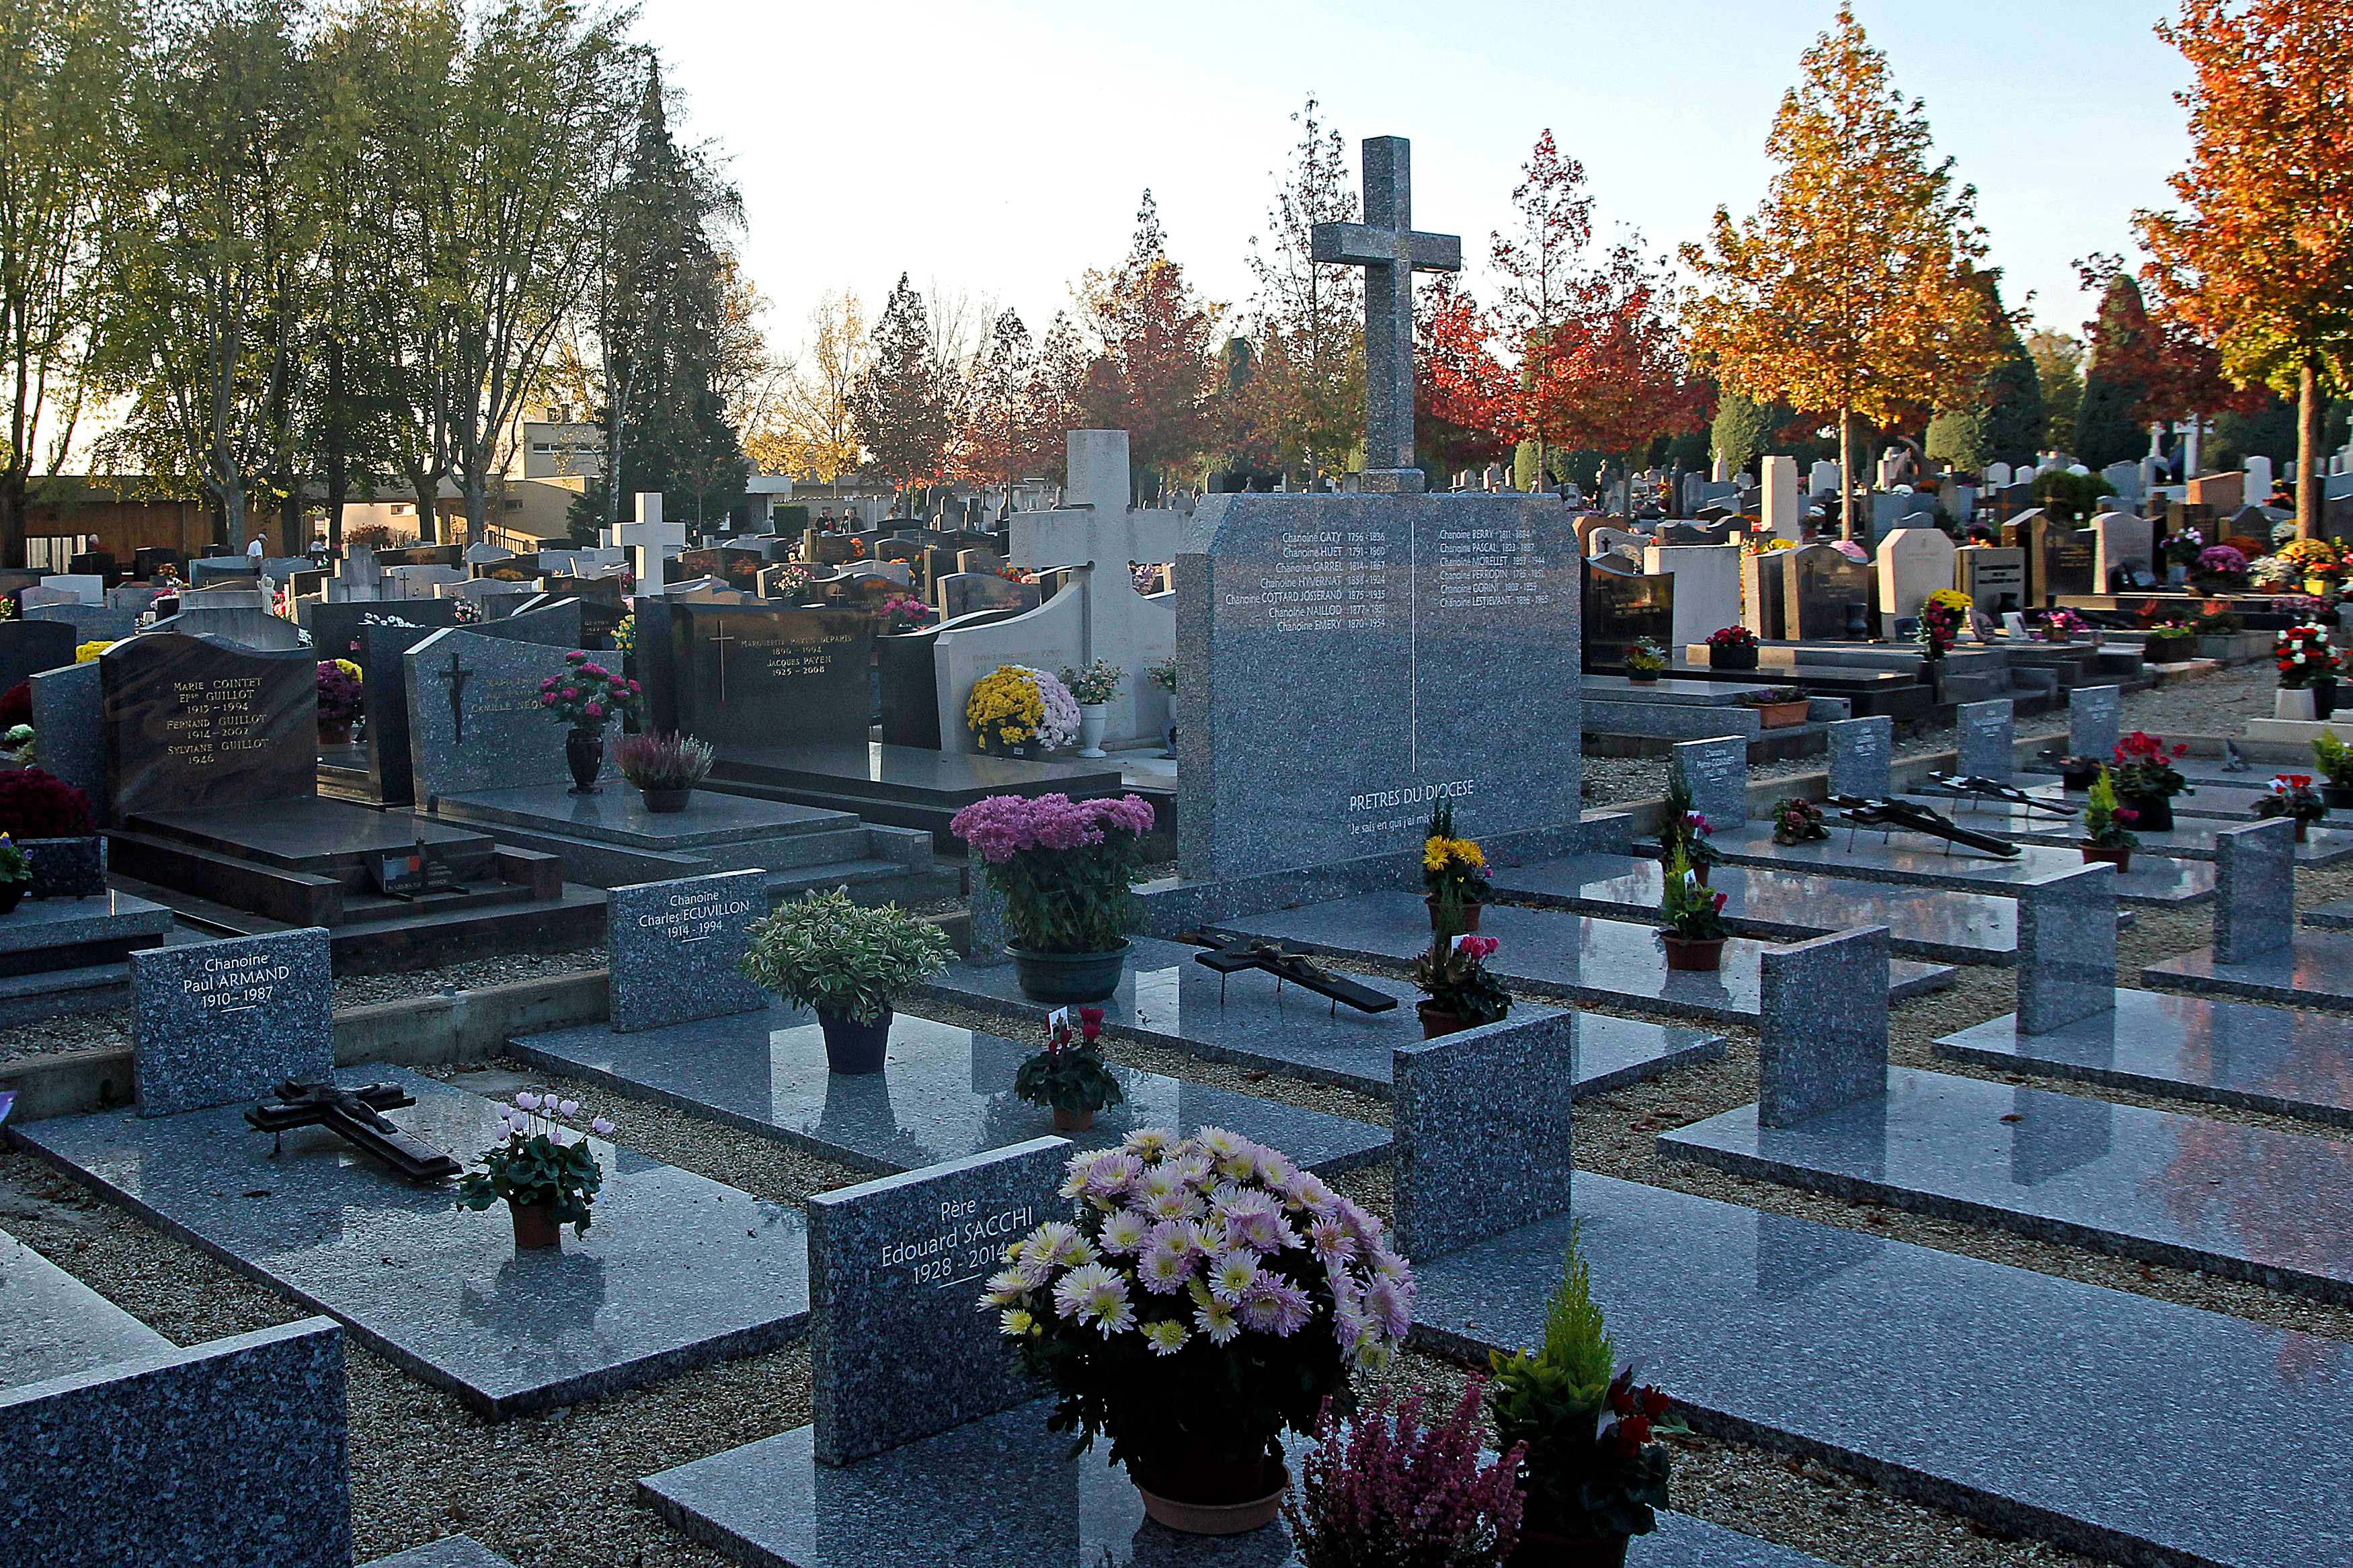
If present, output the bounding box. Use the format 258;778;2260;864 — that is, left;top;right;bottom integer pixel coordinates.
715;739;1122;803
1936;989;2353;1128
133;795;491;870
1662;1065;2353;1305
1211;895;1954;1026
0;889;174;957
918;936;1723;1097
1706;822;2216;906
1414;1173;2350;1568
1895;790;2353;866
2145;927;2353;1012
436;782;850;850
1492;853;2026;964
514;1007;1388;1177
0;1223;169;1390
641;1399;1836;1568
15;1068;809;1417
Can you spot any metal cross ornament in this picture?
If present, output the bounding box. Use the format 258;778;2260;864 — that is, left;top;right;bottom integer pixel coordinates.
433;650;472;743
1310;136;1462;493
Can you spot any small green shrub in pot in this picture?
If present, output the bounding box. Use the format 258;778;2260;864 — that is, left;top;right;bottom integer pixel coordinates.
740;889;952;1073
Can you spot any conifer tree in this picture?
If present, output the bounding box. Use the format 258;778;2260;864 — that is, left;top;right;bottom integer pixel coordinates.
850;273;949;500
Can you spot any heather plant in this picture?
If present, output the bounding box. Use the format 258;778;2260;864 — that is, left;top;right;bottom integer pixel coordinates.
1283;1382;1525;1567
951;792;1155;953
615;731;715;790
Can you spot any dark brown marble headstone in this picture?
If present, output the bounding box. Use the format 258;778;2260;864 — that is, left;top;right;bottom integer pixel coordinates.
101;633;316;817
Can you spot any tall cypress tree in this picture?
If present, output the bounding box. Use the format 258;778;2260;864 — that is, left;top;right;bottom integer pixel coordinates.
848;274;949;497
574;66;746;539
2073;274;2154;469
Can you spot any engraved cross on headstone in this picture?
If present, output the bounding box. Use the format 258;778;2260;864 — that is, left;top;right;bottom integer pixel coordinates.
1310;135;1462;494
706;623;737;703
433;650;472;743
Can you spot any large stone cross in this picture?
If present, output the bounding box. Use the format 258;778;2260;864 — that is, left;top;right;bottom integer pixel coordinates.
1310;135;1462;494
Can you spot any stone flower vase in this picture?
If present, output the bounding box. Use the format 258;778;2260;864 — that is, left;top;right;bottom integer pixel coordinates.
509;1200;561;1251
1076;703;1110;759
565;727;604;794
1708;643;1759;670
2277;687;2318;722
1008;944;1127;1003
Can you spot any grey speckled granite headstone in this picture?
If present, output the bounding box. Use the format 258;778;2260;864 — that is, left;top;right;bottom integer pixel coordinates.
608;870;768;1033
133;926;331;1116
1394;1012;1578;1261
1956;698;2013;782
2017;864;2116;1035
1827;715;1891;799
2069;685;2120;763
1176;492;1581;880
1758;926;1889;1128
406;625;603;804
965;864;1010;968
809;1137;1065;1465
0;618;80;690
0;1317;349;1567
28;659;106;825
1674;735;1748;831
2214;817;2295;962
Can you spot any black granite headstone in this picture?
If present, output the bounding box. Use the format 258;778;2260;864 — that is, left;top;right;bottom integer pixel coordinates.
308;598;468;663
640;602;875;743
1581;556;1675;673
101;634;315;817
0;620;84;691
1782;543;1876;641
938;573;1038;621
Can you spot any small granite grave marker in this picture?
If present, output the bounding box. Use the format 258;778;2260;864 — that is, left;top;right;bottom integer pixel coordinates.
2070;686;2121;763
2017;864;2116;1035
1827;715;1892;799
607;871;768;1033
1758;926;1889;1127
133;926;331;1117
1956;699;2014;782
404;625;596;802
2213;818;2295;963
28;661;105;823
1673;735;1748;831
809;1137;1066;1464
1393;1012;1579;1260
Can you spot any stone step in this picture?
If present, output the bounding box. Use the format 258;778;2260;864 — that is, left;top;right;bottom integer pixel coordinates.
1412;1173;2345;1568
1702;821;2216;907
762;856;948;904
509;1004;1389;1179
1207;894;1956;1027
912;935;1722;1100
1935;988;2353;1128
2145;930;2353;1013
1658;1065;2353;1307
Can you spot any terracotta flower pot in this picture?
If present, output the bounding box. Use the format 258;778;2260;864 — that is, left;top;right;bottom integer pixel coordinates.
1426;896;1482;933
1750;699;1809;729
509;1200;561;1250
1417;1001;1466;1040
2079;843;2132;874
1129;1454;1287;1536
1661;934;1724;972
1052;1106;1095;1132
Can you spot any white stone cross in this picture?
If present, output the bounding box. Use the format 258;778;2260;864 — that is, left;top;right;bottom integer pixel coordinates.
1310;136;1461;493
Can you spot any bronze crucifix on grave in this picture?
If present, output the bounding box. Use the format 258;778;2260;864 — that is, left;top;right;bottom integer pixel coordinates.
245;1081;463;1184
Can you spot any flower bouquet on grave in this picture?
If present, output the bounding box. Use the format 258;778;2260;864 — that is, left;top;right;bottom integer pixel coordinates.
966;664;1079;755
766;564;813;602
1738;685;1809;729
2040;608;2089;644
1423;802;1493;934
1622;637;1668;682
2249;554;2300;591
1916;590;1970;660
874;590;936;632
2312;729;2353;807
951;791;1155;1003
1412;933;1510;1038
2255;774;2327;841
2274;623;2338;688
454;1091;618;1249
2192;605;2244;636
1490;1225;1681;1558
1657;849;1731;972
1285;1383;1526;1567
739;889;951;1073
1014;1005;1125;1130
539;650;642;794
2110;731;2192;831
2;726;34;765
1146;656;1179;694
1769;796;1829;846
982;1130;1414;1536
2280;536;2345;595
2142;619;2196;661
2079;769;2140;871
614;731;713;813
2164;525;2206;569
612;612;637;657
1656;761;1722;880
1704;624;1759;669
0;768;97;898
315;659;362;744
1062;660;1124;757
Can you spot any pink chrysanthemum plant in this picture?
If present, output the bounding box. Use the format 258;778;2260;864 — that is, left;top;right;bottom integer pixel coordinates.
950;792;1155;956
981;1128;1413;1504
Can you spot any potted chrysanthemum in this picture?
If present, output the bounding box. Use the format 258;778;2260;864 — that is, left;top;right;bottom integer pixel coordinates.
951;792;1155;1002
1423;802;1492;934
983;1130;1414;1536
965;664;1080;756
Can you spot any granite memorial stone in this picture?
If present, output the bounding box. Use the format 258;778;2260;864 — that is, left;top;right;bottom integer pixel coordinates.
1675;735;1749;831
132;926;331;1117
403;626;588;802
0;619;83;690
1957;699;2014;782
1758;926;1890;1127
28;661;104;823
1394;1012;1579;1260
607;871;768;1034
101;634;315;819
639;602;873;743
2017;864;2116;1035
1581;555;1673;673
1828;715;1892;800
2214;818;2295;964
2071;686;2121;763
1782;543;1874;641
1876;527;1958;638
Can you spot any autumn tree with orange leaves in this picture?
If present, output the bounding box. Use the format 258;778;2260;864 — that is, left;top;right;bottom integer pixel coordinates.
1413;274;1513;474
1489;130;1593;485
1529;241;1714;484
2137;0;2353;539
1078;192;1221;499
1681;5;2001;539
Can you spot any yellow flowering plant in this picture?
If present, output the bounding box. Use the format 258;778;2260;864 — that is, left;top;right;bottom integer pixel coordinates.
1926;588;1975;614
73;641;110;663
1422;802;1492;907
967;665;1045;749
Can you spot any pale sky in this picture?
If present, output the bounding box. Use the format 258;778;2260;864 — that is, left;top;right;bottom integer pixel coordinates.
639;0;2195;367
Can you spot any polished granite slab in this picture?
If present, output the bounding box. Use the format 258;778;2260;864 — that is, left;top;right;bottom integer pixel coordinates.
11;1067;809;1417
639;1398;1838;1568
0;1223;171;1391
1895;790;2353;866
130;795;493;870
1489;853;2031;964
1208;896;1956;1026
1412;1173;2349;1568
362;1538;518;1568
511;1007;1388;1177
714;739;1122;804
1704;822;2215;906
433;784;853;850
2016;776;2353;826
914;936;1723;1098
1659;1065;2353;1306
2305;895;2353;930
2145;929;2353;1012
1936;989;2353;1127
0;890;176;959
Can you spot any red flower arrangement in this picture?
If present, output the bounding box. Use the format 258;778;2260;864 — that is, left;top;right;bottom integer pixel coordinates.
1704;626;1758;649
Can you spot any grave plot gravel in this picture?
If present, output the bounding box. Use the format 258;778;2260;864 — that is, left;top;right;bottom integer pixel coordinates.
0;1008;130;1065
331;947;608;1009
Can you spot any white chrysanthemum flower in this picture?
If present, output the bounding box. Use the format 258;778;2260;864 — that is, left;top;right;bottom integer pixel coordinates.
982;1268;1033;1306
1123;1128;1172;1160
1142;1319;1189;1356
1023;1221;1078;1267
1052;1262;1117;1321
1099;1209;1150;1255
1208;1250;1261;1303
1194;1292;1240;1346
999;1307;1036;1338
1138;1241;1193;1293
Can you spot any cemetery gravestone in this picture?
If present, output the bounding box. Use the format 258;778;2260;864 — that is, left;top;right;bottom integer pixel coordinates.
2092;512;2156;593
1956;546;2026;614
2017;864;2116;1035
1876;527;1959;638
1758;926;1890;1126
2070;686;2120;762
1179;491;1581;880
1782;543;1874;641
132;926;331;1117
403;627;590;802
1675;735;1748;831
607;872;768;1033
29;662;104;822
1643;543;1742;647
370;600;583;808
809;1138;1067;1464
101;634;315;819
1741;551;1787;641
2214;819;2295;964
1581;556;1674;673
1761;454;1801;540
1828;715;1892;799
937;573;1038;622
639;603;875;744
0;618;82;691
1956;700;2014;782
